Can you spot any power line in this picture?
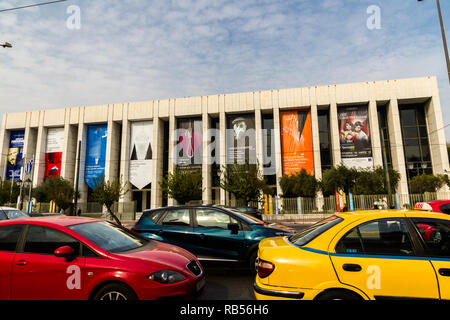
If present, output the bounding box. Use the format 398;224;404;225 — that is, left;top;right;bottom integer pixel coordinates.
0;0;69;13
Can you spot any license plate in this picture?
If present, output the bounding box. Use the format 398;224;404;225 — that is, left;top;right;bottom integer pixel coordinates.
196;278;206;292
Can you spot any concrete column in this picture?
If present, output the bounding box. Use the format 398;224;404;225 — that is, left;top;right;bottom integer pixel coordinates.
151;116;164;209
329;102;341;166
104;106;120;183
61;123;77;184
310;89;324;210
119;103;132;202
219;110;227;205
22;114;37;179
75;109;88;208
368;97;383;168
386;99;409;204
0;115;9;180
202;111;212;204
272;95;282;197
167;110;176;206
255;108;264;174
33;112;47;187
426;78;450;176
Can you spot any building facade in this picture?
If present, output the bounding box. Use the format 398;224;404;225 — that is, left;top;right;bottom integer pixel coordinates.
1;76;449;211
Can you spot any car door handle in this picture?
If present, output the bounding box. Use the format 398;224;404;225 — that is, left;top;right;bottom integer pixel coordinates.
155;230;164;235
439;268;450;277
342;264;362;272
16;260;27;266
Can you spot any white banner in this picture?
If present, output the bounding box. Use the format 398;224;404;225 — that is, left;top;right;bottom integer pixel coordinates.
46;127;65;153
129;121;153;190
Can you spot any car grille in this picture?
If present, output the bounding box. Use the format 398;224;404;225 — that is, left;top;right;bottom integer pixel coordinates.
186;260;202;277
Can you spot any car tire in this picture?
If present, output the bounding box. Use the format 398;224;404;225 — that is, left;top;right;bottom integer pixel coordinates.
93;283;138;301
249;251;258;275
315;290;362;301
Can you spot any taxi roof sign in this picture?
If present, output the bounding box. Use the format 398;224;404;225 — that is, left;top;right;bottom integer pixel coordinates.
414;202;433;211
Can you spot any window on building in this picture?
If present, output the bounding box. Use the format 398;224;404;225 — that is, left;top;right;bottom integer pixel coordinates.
399;103;432;179
262;113;276;186
318;109;332;172
377;104;392;169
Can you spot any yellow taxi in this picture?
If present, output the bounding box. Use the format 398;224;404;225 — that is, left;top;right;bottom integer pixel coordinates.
254;209;450;300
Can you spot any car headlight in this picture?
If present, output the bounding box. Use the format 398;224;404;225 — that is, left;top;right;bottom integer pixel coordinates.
148;270;186;284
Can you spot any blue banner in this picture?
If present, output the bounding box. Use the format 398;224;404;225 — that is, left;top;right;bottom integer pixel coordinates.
6;130;25;180
85;124;107;190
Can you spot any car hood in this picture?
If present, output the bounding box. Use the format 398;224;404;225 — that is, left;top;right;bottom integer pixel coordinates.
113;240;198;270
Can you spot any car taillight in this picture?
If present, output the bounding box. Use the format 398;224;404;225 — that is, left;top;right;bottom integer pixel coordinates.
257;259;275;278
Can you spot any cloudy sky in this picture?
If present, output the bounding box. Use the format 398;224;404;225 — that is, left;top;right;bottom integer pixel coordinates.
0;0;449;138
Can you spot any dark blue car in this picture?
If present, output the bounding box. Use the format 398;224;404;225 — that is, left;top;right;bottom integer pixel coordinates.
132;205;295;271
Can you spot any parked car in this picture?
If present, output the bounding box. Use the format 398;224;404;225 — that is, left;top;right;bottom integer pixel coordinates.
0;216;205;300
229;206;263;220
254;209;450;300
132;205;295;272
0;207;29;220
414;200;450;214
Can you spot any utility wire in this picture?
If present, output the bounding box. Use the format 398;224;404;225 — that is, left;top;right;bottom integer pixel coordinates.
0;0;69;13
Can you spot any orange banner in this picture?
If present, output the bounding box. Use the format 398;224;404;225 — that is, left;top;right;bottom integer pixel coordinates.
280;110;314;176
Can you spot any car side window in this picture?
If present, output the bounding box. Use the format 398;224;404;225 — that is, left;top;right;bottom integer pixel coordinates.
161;209;190;226
0;211;7;221
195;209;239;229
336;218;414;256
439;204;450;215
142;210;165;225
23;225;80;256
412;218;450;257
0;225;23;252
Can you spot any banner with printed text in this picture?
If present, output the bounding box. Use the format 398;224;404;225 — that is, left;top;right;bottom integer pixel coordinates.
6;130;25;180
85;124;108;190
45;127;64;179
129;121;153;189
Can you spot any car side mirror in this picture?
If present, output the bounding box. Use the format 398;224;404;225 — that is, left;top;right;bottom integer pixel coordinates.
228;223;240;235
54;246;75;262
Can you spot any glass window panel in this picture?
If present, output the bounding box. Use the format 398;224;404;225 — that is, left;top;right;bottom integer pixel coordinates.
405;146;421;162
24;225;80;256
195;209;238;229
162;209;191;226
400;108;416;126
421;139;431;162
402;127;418;139
419;126;428;138
0;225;22;252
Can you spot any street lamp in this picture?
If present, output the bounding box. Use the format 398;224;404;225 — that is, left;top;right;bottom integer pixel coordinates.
0;41;12;48
418;0;450;84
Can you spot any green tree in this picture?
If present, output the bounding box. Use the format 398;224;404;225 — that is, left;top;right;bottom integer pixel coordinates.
320;165;359;196
160;167;203;205
409;174;445;193
219;163;268;206
91;176;129;226
279;169;318;198
0;180;20;206
352;167;401;195
32;177;76;212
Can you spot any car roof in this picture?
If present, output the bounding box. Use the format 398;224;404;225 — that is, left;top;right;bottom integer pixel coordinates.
0;216;101;227
335;209;450;222
0;207;22;210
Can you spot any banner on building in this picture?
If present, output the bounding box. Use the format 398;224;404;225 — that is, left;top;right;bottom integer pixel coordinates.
338;105;373;170
280;110;314;176
45;127;64;179
226;114;256;164
85;124;108;190
6;130;25;180
176;118;202;170
129;121;153;189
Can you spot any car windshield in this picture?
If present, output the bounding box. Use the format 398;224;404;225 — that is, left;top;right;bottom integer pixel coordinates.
69;221;148;253
288;215;343;246
3;209;28;219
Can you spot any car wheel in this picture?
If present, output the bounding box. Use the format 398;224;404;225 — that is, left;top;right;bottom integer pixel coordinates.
249;251;258;275
316;290;362;301
93;283;138;301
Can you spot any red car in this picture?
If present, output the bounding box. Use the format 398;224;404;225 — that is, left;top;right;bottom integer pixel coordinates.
414;200;450;214
0;216;205;300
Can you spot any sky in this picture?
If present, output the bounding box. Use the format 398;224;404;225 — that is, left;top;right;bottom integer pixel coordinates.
0;0;449;139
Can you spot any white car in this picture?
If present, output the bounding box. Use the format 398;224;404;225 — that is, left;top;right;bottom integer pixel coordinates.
0;207;29;220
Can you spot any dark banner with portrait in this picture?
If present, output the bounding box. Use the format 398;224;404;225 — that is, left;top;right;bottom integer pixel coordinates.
226;114;256;165
176;118;203;170
338;105;373;169
6;130;25;180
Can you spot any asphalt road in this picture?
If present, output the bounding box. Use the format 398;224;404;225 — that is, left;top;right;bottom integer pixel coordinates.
199;224;309;300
